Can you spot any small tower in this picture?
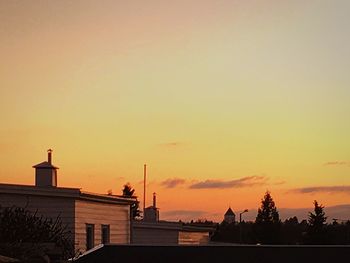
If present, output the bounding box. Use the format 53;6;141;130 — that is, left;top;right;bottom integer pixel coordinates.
224;207;236;224
144;192;159;222
33;149;59;187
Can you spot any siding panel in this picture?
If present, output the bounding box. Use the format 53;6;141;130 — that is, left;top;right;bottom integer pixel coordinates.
75;199;130;252
179;231;210;245
132;228;179;244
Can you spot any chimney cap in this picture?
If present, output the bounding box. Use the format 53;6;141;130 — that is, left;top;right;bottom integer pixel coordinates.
33;149;59;169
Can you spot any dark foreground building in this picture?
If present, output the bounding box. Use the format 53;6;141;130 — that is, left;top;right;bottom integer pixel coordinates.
74;244;350;263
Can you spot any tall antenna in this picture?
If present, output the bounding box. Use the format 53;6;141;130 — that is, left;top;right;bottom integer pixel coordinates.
143;164;147;216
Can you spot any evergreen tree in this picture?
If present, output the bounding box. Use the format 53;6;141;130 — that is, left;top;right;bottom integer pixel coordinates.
308;200;327;229
305;200;328;244
122;183;141;219
255;191;281;244
256;191;280;224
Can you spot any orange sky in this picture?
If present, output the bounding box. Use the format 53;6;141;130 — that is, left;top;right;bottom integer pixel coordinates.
1;0;350;222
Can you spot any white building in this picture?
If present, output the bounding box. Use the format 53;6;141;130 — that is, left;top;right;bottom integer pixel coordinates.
0;150;135;253
132;192;214;244
132;220;213;245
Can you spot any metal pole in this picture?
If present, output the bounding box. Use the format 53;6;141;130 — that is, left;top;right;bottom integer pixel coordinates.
239;209;248;244
143;164;147;217
239;213;242;244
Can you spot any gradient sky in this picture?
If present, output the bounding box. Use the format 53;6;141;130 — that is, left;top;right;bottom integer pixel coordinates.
1;0;350;222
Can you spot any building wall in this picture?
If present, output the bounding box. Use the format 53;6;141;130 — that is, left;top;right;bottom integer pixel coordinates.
0;193;75;238
143;207;159;222
35;169;57;187
132;227;179;244
224;215;235;224
74;199;130;251
178;231;210;245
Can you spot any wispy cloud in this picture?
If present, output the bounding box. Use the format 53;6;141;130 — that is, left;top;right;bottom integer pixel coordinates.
189;176;267;189
274;180;286;185
290;186;350;194
161;178;186;188
324;161;350;166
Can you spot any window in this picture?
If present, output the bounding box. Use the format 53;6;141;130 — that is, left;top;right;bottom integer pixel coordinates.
86;224;95;250
101;224;110;244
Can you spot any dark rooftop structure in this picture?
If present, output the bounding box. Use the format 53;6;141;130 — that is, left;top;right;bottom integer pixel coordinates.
224;207;235;216
74;244;350;263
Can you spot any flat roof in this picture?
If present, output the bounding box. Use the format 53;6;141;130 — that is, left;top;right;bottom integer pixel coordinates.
133;220;183;231
33;161;59;169
0;183;135;205
132;220;215;232
74;243;350;263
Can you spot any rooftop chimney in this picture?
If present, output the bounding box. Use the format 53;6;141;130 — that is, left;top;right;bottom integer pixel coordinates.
153;192;157;208
33;149;59;187
48;149;52;164
144;192;159;222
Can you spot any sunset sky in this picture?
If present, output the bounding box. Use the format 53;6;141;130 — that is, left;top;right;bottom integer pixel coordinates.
1;0;349;222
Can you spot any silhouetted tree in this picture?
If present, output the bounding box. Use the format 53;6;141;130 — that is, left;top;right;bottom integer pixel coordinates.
308;200;327;229
122;183;135;197
212;197;350;245
280;216;304;244
255;191;281;244
211;221;257;244
122;183;141;219
0;206;74;261
256;191;280;224
211;221;240;243
327;221;350;244
285;216;299;225
305;200;328;244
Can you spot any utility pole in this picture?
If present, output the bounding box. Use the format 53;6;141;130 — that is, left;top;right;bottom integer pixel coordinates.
143;164;147;218
239;209;248;243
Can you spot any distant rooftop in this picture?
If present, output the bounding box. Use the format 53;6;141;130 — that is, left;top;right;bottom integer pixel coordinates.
1;149;136;205
0;183;136;205
133;220;215;232
225;207;235;216
33;161;59;169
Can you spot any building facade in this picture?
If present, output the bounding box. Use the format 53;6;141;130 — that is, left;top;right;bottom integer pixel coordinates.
132;220;213;245
0;150;135;253
132;192;214;245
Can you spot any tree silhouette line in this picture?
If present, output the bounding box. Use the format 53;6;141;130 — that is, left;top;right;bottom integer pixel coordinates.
212;191;350;245
0;205;75;261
